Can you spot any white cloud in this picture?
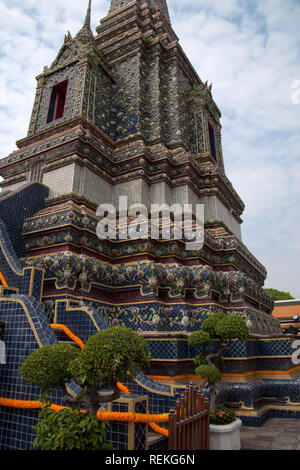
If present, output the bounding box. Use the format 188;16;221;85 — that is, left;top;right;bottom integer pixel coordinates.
168;0;300;298
0;0;299;298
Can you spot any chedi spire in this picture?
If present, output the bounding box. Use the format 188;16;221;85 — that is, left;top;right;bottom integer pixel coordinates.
76;0;94;44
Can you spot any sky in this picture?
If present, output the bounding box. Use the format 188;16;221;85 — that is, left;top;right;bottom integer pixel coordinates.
0;0;299;298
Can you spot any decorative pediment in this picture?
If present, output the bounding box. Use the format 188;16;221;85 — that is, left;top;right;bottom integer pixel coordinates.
49;1;95;71
188;81;221;122
50;39;79;69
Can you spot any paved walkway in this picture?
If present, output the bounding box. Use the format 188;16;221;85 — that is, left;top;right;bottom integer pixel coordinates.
241;418;300;450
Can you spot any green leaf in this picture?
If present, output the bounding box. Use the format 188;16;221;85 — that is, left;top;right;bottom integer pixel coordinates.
33;407;114;450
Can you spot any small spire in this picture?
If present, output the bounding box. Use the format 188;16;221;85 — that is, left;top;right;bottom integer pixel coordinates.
76;0;94;44
84;0;92;30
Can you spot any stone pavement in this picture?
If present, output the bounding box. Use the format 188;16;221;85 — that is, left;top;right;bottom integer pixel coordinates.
240;418;300;450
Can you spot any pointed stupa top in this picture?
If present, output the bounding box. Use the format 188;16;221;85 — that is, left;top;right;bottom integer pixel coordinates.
109;0;171;24
84;0;92;28
76;0;94;44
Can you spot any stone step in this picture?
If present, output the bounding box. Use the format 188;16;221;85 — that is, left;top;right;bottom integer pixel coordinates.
52;327;81;348
148;432;168;451
57;340;80;348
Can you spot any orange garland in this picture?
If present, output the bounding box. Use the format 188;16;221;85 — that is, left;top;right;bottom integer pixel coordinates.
50;324;85;349
148;374;202;381
148;422;169;437
97;410;169;423
0;398;42;409
116;381;131;395
0;271;8;287
0;398;65;413
0;397;169;424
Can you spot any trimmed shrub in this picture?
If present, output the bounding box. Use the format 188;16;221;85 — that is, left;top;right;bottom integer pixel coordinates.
33;404;113;450
69;326;151;387
195;364;221;387
20;343;79;395
215;315;249;341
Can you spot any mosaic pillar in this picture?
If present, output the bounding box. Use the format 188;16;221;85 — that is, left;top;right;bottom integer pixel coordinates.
106;395;149;450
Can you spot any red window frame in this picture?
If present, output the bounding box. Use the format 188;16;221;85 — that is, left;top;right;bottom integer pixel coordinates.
46;79;69;124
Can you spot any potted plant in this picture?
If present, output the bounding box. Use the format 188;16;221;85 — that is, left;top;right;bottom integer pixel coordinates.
188;312;249;450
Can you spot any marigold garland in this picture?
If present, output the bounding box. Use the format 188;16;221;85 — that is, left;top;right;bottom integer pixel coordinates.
0;271;8;287
116;382;130;395
50;324;85;349
148;374;202;381
148;422;169;437
0;397;169;423
96;410;169;423
0;398;41;409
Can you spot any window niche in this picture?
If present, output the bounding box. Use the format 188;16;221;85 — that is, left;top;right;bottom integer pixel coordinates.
46;79;68;124
208;122;217;161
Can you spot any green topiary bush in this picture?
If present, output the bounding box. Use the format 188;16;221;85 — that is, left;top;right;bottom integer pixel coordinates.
187;330;211;347
195;364;221;387
69;326;151;388
215;315;249;341
188;312;250;414
201;313;227;337
20;343;79;396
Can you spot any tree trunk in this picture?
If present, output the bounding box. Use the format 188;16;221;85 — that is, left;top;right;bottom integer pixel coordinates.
206;340;232;412
98;383;121;403
206;340;231;368
82;383;121;416
210;386;217;413
83;385;102;416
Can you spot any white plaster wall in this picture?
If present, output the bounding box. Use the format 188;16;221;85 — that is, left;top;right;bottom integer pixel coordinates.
198;195;242;239
113;178;150;209
215;198;242;240
140;179;150;208
0;181;27;194
231;216;242;239
80;166;112;206
201;195;217;221
171;185;188;206
150;181;172;207
43;163;113;207
186;186;202;213
42;163;76;198
171;185;202;213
